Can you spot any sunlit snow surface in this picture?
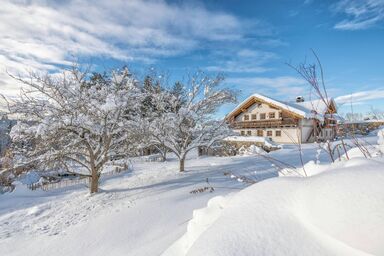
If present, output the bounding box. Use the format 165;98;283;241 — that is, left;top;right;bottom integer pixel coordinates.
0;131;382;256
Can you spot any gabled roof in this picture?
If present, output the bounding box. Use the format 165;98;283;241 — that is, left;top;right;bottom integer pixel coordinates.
227;93;337;120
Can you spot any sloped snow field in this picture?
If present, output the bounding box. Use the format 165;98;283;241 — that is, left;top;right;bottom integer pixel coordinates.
164;157;384;256
1;131;383;256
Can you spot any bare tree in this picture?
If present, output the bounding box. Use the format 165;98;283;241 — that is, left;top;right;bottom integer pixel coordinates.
156;71;236;172
287;50;349;162
7;66;142;193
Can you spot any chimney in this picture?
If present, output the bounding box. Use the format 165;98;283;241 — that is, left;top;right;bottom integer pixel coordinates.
296;96;304;103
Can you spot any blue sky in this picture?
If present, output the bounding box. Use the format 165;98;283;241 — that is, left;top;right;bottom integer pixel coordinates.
1;0;384;117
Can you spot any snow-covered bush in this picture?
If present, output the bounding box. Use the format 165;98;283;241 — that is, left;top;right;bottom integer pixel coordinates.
7;67;142;193
0;174;14;193
238;145;264;155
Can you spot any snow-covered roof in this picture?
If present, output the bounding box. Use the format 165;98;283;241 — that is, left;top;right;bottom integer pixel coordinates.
296;99;329;115
227;93;336;120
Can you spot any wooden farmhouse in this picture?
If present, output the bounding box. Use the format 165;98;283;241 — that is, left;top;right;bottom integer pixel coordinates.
226;93;338;144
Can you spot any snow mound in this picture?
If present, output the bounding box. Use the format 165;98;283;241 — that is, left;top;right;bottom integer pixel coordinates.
280;160;330;177
164;157;384;256
378;128;384;154
163;196;230;255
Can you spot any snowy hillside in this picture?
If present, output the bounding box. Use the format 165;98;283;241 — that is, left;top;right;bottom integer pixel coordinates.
164;156;384;256
0;132;383;256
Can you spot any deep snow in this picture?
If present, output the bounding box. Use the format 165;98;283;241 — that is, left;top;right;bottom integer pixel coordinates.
163;157;384;256
0;132;382;256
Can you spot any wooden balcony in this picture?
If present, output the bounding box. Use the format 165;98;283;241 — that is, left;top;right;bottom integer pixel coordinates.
230;118;298;129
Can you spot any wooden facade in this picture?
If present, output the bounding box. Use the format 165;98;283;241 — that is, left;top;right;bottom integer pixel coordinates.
230;118;299;129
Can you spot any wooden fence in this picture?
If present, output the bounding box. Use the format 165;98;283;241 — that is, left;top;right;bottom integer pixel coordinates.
27;165;131;191
130;154;165;163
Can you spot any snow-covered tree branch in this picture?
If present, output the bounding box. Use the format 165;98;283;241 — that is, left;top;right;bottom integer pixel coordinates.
143;71;237;172
8;67;142;193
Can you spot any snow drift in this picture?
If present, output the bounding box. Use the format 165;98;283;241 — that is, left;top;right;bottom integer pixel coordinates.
164;156;384;256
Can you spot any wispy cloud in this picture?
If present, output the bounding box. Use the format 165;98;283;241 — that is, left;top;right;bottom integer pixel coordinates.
335;88;384;104
333;0;384;30
226;76;308;99
206;49;277;73
304;0;314;5
0;0;261;96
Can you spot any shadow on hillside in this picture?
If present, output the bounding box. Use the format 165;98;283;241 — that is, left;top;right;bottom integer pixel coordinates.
104;156;279;196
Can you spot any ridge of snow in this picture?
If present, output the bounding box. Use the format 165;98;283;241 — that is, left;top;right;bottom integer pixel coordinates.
378;128;384;153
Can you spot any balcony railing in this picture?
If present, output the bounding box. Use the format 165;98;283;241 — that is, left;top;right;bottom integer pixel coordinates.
230;118;298;129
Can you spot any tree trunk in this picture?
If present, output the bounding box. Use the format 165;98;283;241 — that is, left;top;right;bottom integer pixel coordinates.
90;169;99;193
160;148;167;162
179;156;185;172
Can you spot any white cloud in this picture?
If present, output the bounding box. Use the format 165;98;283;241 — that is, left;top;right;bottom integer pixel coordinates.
333;0;384;30
335;88;384;104
0;0;258;96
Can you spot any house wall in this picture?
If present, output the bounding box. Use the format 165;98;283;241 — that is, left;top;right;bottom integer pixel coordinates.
235;125;335;144
300;119;313;143
317;128;335;141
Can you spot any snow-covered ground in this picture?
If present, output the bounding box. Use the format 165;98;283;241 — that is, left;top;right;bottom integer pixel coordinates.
0;133;382;256
164;153;384;256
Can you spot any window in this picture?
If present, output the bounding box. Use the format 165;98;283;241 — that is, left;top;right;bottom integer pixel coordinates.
260;113;266;120
279;112;282;118
267;131;272;136
240;131;245;135
247;131;252;136
269;112;275;119
275;130;281;137
244;114;249;121
257;130;263;136
251;114;257;120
